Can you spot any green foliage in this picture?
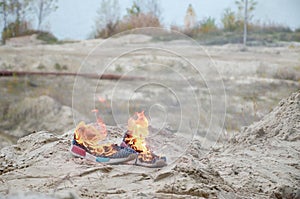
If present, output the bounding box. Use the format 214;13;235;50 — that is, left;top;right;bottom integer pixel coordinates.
37;64;45;70
120;0;161;31
0;0;58;43
199;17;217;33
0;0;56;44
221;8;238;32
1;21;33;41
235;0;257;21
249;22;292;34
116;13;161;33
94;0;161;39
54;63;67;70
2;63;13;70
94;0;120;38
126;1;140;16
1;26;59;44
36;31;58;44
127;0;161;18
5;76;30;95
115;65;123;73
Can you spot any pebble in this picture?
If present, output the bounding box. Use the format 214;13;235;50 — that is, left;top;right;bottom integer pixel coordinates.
181;185;187;190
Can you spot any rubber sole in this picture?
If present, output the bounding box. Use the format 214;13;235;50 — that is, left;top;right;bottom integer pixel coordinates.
135;158;168;168
120;141;167;168
70;144;137;164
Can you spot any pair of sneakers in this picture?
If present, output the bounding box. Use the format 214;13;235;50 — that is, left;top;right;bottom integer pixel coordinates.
70;131;167;168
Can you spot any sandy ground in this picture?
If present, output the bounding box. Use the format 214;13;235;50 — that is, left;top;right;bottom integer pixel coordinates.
0;33;299;198
0;91;299;198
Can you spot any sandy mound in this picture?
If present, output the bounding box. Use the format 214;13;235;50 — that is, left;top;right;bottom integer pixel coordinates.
211;90;300;198
0;128;233;199
0;91;299;198
5;34;44;47
0;96;75;148
114;34;152;44
235;91;300;143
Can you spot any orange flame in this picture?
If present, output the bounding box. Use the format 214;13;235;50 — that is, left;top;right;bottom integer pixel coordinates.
128;111;149;139
74;115;116;156
98;97;106;103
97;96;110;109
125;111;156;162
91;109;99;113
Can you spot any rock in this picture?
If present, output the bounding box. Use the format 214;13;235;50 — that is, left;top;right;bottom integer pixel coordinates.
256;127;265;137
271;185;299;199
154;171;173;182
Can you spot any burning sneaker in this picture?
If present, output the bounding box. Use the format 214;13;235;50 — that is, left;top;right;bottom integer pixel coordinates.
121;112;167;168
70;121;137;164
121;133;167;168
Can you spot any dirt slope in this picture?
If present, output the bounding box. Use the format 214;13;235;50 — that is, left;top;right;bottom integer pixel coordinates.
0;91;299;198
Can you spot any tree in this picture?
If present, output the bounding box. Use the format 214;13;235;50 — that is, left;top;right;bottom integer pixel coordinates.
221;8;237;32
0;0;9;32
9;0;25;36
137;0;161;19
235;0;257;22
94;0;120;38
121;0;161;31
1;0;12;44
0;0;35;44
235;0;257;46
93;0;162;38
126;1;140;16
11;0;21;23
243;0;248;47
126;0;161;19
29;0;58;30
199;17;217;33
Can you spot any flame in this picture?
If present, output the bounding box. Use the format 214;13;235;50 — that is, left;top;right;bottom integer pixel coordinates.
125;111;156;162
128;111;149;139
91;109;99;113
74;117;117;157
74;107;162;161
96;96;110;109
98;97;106;103
74;98;117;157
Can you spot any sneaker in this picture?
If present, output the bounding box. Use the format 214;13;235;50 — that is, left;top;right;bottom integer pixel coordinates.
70;139;137;164
70;121;137;164
121;133;167;168
134;152;167;168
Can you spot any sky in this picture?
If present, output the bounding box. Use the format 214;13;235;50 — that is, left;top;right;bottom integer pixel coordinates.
45;0;300;40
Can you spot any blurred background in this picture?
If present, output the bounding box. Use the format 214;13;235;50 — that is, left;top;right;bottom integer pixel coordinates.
0;0;299;148
1;0;300;42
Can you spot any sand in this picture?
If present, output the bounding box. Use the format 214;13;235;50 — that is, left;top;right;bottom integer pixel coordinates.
0;91;299;198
